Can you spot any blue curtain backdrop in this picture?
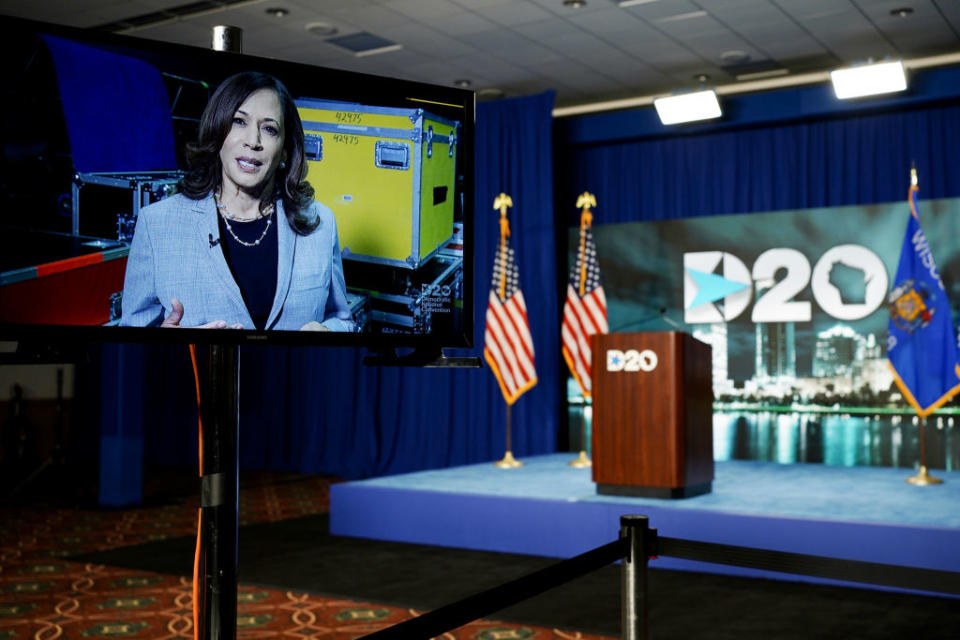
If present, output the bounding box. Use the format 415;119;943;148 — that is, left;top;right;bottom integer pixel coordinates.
556;102;960;226
116;91;559;481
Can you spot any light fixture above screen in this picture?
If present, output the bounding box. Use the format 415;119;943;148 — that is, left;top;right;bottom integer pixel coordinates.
653;90;722;125
830;61;907;99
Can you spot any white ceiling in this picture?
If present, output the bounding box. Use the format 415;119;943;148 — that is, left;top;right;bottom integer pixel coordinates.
2;0;959;108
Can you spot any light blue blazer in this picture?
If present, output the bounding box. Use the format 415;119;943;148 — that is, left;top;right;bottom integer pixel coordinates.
119;192;355;331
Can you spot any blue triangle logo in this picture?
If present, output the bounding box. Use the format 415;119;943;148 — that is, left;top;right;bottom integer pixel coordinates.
686;268;749;310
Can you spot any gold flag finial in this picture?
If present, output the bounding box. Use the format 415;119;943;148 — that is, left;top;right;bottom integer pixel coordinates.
494;192;513;217
493;193;513;300
911;166;918;187
576;192;596;296
576;191;596;212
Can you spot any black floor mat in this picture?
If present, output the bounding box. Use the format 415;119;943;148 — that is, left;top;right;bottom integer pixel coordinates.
72;514;959;639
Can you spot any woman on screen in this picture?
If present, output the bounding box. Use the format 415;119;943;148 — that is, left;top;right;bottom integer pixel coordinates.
119;71;354;331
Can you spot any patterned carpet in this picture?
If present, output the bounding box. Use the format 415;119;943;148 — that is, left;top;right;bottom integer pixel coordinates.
0;472;613;639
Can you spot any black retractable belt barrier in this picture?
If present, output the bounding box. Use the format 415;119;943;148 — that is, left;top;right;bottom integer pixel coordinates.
358;537;629;640
357;514;960;640
657;537;960;595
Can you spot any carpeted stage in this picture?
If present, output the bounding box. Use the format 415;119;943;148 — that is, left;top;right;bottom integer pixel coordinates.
332;453;960;594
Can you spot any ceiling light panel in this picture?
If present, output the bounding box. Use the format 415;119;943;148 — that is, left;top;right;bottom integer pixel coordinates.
830;60;907;99
654;89;721;125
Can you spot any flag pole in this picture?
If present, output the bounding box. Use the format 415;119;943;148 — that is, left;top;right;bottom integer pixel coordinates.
569;192;597;469
492;192;523;469
907;416;942;485
495;403;523;468
569;406;591;467
898;167;943;486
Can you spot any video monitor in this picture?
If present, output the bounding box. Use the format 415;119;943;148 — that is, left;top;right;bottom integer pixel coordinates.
0;16;475;348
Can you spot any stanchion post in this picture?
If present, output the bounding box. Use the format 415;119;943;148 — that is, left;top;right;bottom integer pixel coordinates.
620;515;653;640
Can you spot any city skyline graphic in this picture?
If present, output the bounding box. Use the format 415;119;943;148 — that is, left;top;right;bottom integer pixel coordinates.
580;196;960;404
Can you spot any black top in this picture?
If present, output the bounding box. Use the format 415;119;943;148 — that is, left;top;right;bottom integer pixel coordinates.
217;213;278;330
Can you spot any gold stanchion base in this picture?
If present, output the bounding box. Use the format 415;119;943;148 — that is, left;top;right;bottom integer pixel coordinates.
568;450;592;468
906;465;944;486
494;451;524;468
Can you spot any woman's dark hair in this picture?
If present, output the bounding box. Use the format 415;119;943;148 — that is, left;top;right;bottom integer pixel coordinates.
182;71;319;234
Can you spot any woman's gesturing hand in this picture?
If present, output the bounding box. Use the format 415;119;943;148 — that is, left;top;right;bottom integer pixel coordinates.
162;298;242;329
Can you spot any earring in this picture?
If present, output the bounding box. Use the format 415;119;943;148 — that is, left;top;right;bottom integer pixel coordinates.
279;161;286;170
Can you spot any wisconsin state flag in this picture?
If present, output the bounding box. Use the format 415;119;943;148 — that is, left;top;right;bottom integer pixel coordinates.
887;181;960;417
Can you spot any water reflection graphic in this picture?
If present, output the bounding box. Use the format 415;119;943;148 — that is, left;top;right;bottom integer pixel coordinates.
714;412;958;470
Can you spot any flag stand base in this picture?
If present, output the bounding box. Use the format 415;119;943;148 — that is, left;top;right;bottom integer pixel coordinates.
495;451;523;468
906;465;943;486
569;450;592;468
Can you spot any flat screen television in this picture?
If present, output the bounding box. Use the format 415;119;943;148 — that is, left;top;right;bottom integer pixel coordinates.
0;16;475;351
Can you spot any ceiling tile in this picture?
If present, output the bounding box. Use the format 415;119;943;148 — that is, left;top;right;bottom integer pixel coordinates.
857;0;960;55
573;6;647;33
935;0;960;32
432;11;502;35
132;20;217;48
447;0;514;10
4;0;960;110
619;0;706;21
480;0;556;27
384;0;465;20
384;22;480;57
512;18;587;45
455;26;543;50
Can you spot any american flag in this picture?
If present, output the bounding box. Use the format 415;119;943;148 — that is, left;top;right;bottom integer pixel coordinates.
562;213;608;396
484;237;537;405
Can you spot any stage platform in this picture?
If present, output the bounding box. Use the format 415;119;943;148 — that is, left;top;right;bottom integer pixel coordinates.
331;454;960;595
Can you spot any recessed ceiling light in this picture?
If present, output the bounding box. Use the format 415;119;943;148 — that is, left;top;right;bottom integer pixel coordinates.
563;0;587;8
265;7;289;18
890;7;914;17
454;79;472;88
305;21;338;37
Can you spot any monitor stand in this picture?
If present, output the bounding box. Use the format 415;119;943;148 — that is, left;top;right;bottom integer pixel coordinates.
196;344;239;640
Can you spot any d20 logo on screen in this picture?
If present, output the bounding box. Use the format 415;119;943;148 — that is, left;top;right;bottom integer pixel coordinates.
606;349;658;372
810;245;889;321
684;245;888;324
683;252;752;324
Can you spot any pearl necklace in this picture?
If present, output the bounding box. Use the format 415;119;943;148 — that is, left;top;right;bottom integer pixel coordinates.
214;192;275;247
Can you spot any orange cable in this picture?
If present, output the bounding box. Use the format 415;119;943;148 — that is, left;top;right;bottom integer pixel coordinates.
193;508;202;640
188;344;203;640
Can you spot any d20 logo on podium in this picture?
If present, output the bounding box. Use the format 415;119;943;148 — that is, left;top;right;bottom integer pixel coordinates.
606;348;658;372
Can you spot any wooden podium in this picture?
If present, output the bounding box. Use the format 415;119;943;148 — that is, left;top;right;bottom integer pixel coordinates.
591;331;713;498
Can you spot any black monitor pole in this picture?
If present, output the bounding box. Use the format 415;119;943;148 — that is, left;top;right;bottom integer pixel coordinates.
196;25;244;640
196;344;239;640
